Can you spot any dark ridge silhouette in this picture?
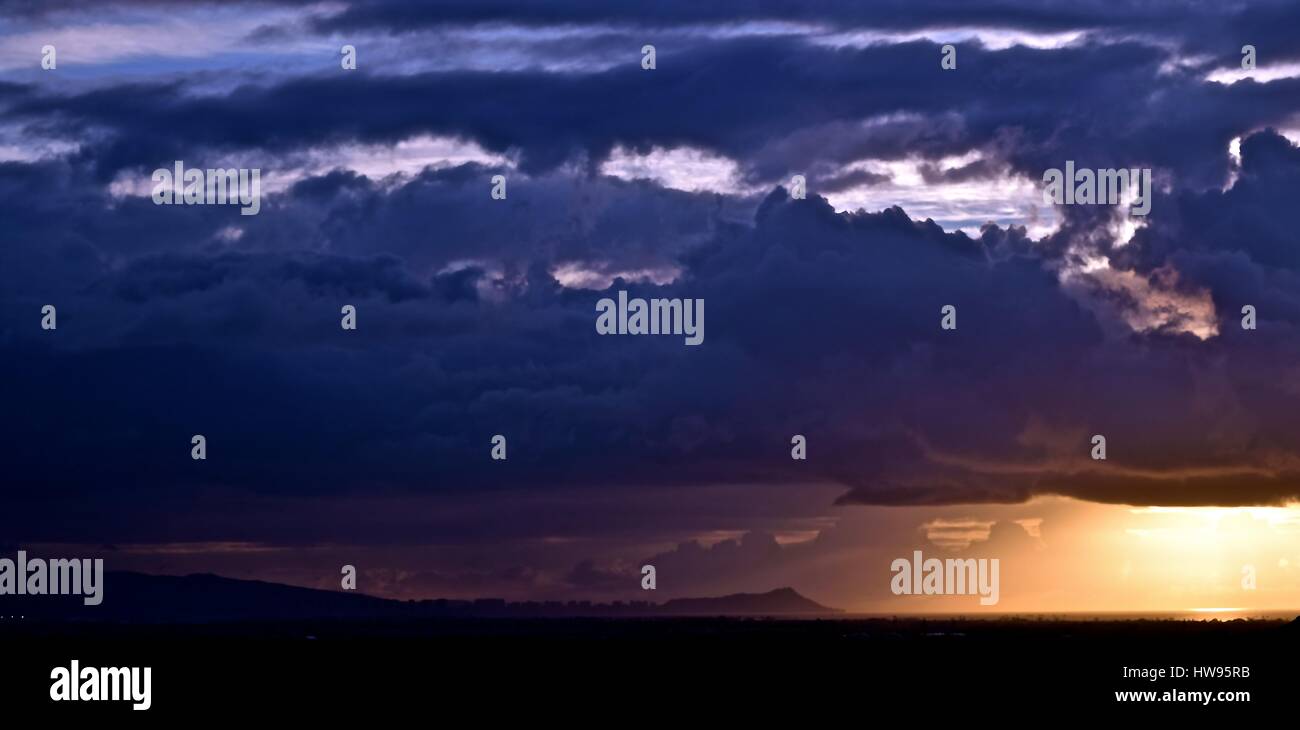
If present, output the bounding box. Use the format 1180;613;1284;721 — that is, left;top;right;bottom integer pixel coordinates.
660;587;838;615
1;572;838;623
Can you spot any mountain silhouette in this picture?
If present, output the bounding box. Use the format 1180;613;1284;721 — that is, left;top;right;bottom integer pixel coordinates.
3;572;838;623
660;587;839;615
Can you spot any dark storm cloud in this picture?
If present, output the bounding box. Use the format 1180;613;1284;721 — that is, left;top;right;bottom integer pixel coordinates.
1115;130;1300;277
302;0;1300;80
0;157;741;314
24;0;1278;47
814;167;892;193
267;164;744;273
0;0;316;16
316;0;1114;31
919;158;1006;184
7;31;1297;201
310;0;1300;56
8;136;1300;542
4;1;1300;552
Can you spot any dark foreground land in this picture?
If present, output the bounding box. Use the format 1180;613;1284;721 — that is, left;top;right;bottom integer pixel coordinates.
4;615;1296;718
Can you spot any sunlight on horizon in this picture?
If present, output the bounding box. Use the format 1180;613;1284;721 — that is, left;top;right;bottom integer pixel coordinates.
845;497;1300;614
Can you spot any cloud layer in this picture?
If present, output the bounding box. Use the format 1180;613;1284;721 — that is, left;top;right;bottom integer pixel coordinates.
3;0;1300;601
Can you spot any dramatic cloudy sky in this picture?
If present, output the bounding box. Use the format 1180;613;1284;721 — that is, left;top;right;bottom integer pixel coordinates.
4;0;1300;612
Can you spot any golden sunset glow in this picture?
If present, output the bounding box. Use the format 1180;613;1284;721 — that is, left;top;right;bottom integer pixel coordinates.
843;498;1300;614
